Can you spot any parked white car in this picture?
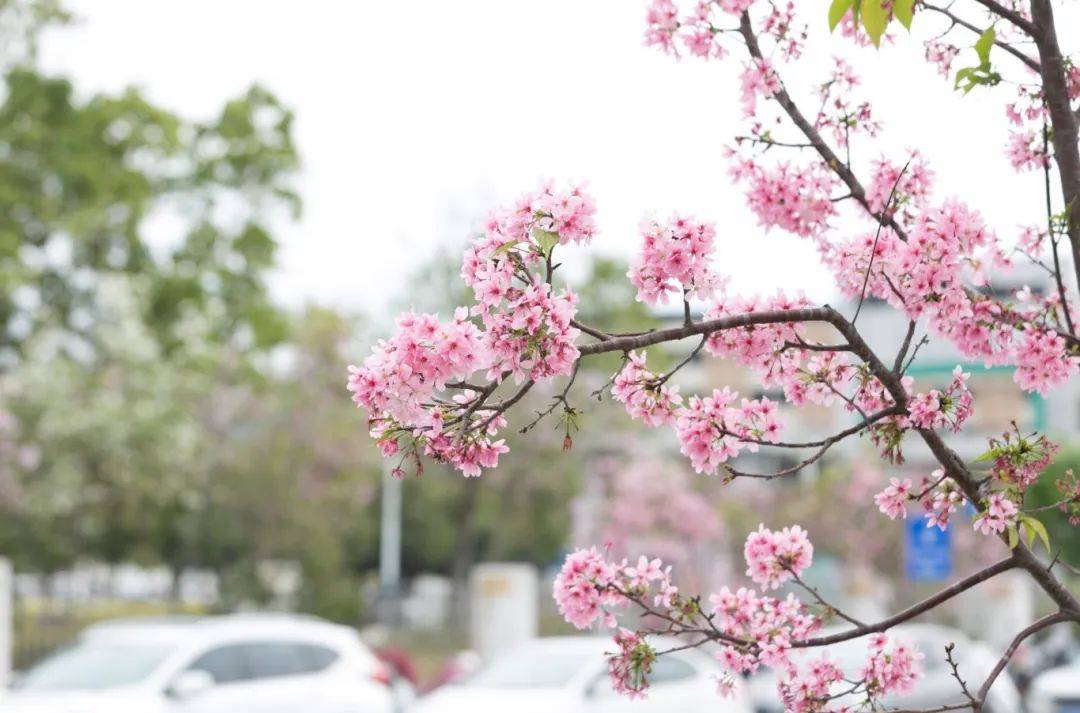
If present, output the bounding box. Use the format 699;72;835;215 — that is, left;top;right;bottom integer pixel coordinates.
410;635;753;713
746;623;1022;713
1027;655;1080;713
1;614;397;713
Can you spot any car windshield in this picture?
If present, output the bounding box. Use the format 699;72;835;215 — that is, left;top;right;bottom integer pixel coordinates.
468;648;591;688
18;639;175;691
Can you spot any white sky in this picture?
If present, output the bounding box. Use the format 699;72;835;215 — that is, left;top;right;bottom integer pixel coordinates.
38;0;1075;316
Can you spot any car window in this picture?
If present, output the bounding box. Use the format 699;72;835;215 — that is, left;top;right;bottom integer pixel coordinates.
187;645;249;684
18;640;175;691
187;640;341;685
241;642;334;680
299;643;340;672
649;655;697;684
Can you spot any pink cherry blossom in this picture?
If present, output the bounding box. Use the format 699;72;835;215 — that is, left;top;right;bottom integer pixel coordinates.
608;629;653;699
908;367;974;433
973;492;1020;536
553;546;619;630
611;351;683;426
1007;129;1051;171
732;157;838;238
874;477;913;520
480;281;581;383
744;524;813;590
739;57;781;115
1013;327;1079;395
628;215;724;305
675;389;783;474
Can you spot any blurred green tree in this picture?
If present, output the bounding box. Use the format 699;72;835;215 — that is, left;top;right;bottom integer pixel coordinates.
0;2;298;364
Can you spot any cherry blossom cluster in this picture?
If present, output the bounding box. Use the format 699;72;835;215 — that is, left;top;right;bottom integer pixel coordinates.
552;546;622;630
740;57;782;115
865;154;934;223
983;427;1060;491
814;58;881;147
924;39;959;76
553;549;680;630
348;310;513;476
821;198;1079;395
554;524;927;706
973;492;1020;536
860;633;923;700
611;351;682;427
643;0;756;59
775;654;844;712
628;215;724;305
1007;129;1050;171
785;350;856;407
1004;85;1051;172
703;290;810;374
1054;470;1080;526
775;633;921;713
347;310;486;428
744;523;813;589
608;628;654;699
874;477;913;520
675;388;783;474
347;181;601;477
907;367;974;433
1013;327;1079;396
920;473;968;531
712;587;821;676
461;182;594;311
480;282;581;383
729;156;838;238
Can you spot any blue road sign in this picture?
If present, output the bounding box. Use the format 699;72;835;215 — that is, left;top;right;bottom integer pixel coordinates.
905;518;952;582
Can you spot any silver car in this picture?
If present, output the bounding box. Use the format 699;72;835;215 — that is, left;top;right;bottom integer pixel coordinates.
411;636;753;713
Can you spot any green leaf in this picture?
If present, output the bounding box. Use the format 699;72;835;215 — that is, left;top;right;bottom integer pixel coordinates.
893;0;915;29
532;228;560;257
972;448;997;463
1007;524;1019;549
1021;514;1052;552
492;239;517;256
1022;519;1036;549
975;27;995;64
860;0;890;47
828;0;854;31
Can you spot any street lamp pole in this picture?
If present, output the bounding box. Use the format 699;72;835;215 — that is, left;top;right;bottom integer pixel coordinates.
377;463;402;623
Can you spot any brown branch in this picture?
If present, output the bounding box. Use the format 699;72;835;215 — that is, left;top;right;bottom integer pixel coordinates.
578;307;835;356
1044;124;1076;335
853;158;913;324
975;612;1075;702
571;319;612;342
944;642;979;708
1029;0;1080;300
894;320;918;374
920;2;1041;72
656;335;708;385
789;570;866;627
737;12;908;240
798;556;1018;648
970;0;1036;35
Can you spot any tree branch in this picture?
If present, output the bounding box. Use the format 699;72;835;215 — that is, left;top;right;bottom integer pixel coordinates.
921;2;1040;72
975;611;1075;702
1029;0;1080;301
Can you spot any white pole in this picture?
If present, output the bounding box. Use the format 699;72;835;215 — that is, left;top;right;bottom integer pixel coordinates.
0;558;11;690
378;465;402;621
